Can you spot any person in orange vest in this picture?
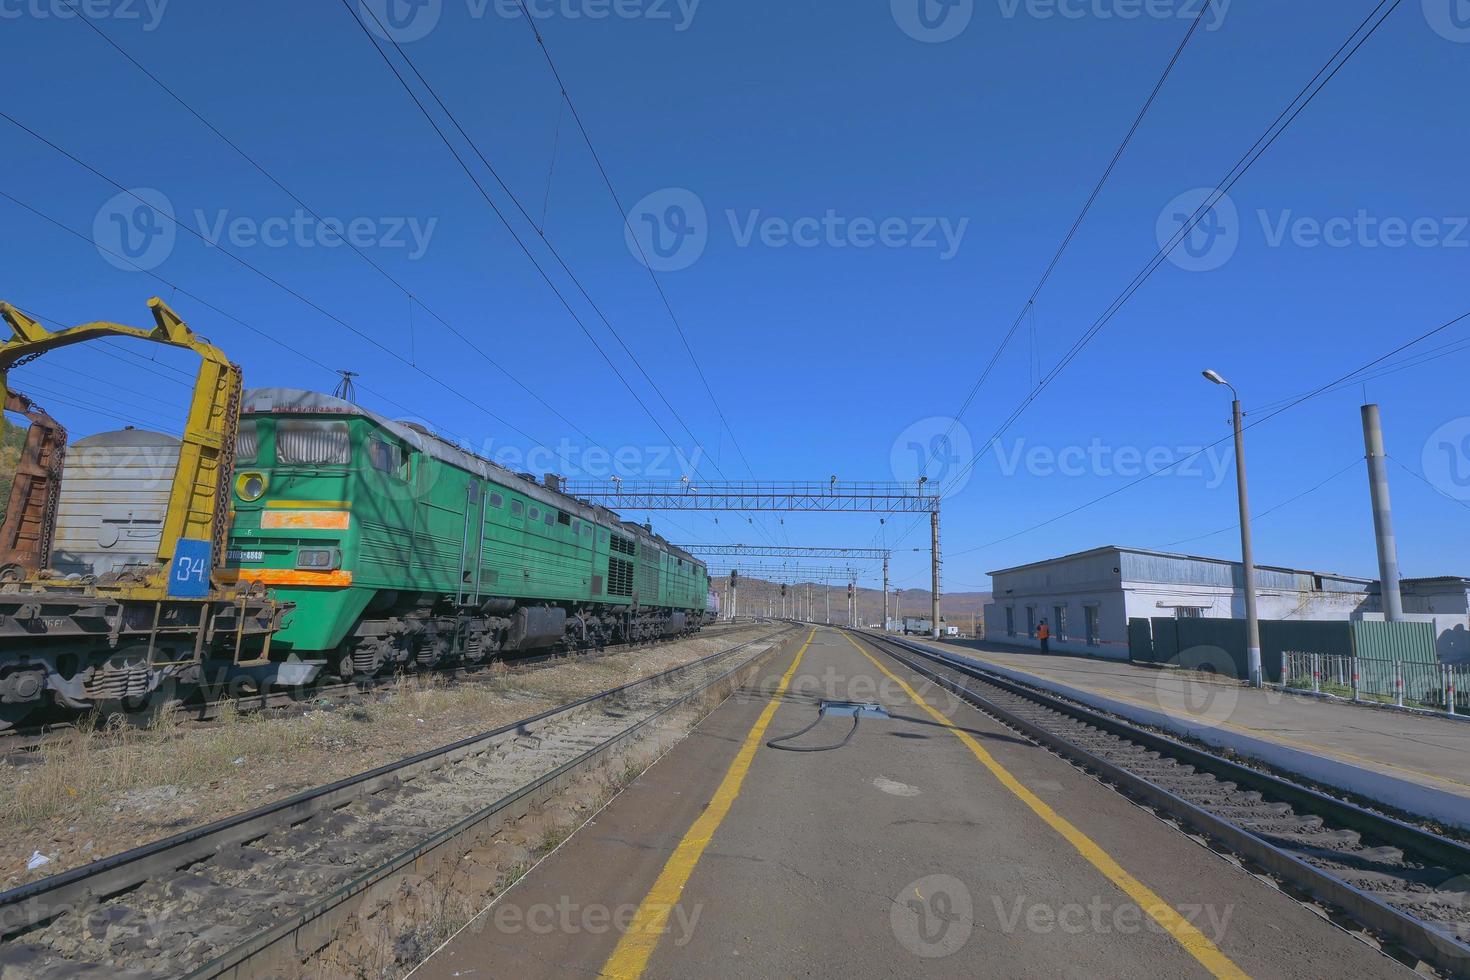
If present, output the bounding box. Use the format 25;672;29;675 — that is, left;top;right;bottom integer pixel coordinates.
1038;618;1051;653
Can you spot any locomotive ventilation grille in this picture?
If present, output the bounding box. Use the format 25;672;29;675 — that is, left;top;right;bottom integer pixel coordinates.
607;557;634;597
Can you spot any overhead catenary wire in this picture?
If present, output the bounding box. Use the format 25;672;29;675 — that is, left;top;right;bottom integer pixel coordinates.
919;0;1217;476
56;1;604;449
507;0;764;483
885;0;1407;558
945;304;1470;561
338;1;772;548
0;116;588;465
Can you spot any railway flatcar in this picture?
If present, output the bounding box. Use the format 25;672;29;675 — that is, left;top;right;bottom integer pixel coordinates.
224;389;711;676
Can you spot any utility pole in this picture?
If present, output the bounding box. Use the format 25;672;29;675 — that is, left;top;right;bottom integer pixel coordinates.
1362;404;1404;621
930;509;941;640
825;585;830;624
882;556;890;631
1204;370;1262;687
730;570;740;625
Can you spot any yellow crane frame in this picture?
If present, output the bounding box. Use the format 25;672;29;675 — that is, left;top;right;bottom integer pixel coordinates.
0;298;242;596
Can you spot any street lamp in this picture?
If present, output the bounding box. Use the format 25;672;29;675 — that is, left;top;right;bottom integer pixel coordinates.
1203;369;1263;688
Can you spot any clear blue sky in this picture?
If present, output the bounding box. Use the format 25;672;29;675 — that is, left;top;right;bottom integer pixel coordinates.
3;0;1467;594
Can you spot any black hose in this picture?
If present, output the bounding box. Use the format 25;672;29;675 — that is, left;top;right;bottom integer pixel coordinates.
765;706;863;752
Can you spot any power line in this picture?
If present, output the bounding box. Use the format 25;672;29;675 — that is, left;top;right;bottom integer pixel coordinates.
0;188;482;447
338;0;774;548
0;113;575;459
923;0;1216;476
1156;456;1363;548
939;0;1404;502
944;303;1470;560
508;0;761;481
1388;455;1470;513
886;0;1406;555
58;0;602;448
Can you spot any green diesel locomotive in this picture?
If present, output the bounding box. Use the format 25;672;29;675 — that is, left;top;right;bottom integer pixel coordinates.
225;389;712;676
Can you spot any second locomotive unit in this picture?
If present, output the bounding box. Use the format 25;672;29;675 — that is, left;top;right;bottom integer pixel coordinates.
224;389;711;676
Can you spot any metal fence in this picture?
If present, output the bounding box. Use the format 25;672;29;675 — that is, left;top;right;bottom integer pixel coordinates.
1282;651;1469;715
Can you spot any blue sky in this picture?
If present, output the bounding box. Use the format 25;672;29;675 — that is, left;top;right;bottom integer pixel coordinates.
3;0;1468;594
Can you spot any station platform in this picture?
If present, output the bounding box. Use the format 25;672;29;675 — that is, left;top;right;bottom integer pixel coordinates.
896;633;1470;831
411;627;1402;979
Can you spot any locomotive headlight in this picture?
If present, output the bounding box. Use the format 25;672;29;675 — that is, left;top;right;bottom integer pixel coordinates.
236;472;267;502
295;548;340;571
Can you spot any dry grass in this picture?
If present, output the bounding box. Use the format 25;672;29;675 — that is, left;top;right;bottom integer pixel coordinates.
0;627;779;888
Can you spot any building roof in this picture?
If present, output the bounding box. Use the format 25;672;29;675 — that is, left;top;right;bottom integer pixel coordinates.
988;545;1375;585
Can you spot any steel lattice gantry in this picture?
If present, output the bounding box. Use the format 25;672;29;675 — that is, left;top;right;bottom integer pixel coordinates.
558;480;941;638
557;480;939;513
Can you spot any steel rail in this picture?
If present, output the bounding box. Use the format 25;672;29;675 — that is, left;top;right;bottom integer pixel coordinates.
0;624;795;969
0;620;761;757
854;630;1470;975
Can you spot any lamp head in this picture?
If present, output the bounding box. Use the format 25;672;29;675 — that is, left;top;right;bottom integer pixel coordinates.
1202;369;1229;386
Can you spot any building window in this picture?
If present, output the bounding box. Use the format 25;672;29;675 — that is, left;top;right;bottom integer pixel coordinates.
1053;605;1068;637
1005;607;1015;637
1026;606;1036;637
1085;605;1100;647
1175;607;1205;619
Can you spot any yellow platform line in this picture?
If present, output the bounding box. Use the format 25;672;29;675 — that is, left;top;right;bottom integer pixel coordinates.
844;631;1249;980
600;628;815;979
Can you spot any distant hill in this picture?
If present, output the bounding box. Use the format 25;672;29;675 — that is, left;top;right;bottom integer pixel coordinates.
711;573;990;632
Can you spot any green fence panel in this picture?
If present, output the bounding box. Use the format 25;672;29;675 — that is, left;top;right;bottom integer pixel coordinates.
1150;618;1179;665
1175;618;1248;678
1350;620;1438;663
1127;618;1155;664
1260;620;1352;684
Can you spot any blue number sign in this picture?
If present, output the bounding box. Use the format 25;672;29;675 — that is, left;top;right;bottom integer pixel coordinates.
169;538;213;598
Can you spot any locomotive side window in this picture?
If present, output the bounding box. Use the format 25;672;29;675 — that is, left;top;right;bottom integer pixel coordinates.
510;500;523;517
557;511;571;526
367;438;407;479
489;492;504;509
544;510;556;527
235;421;259;464
277;420;350;465
529;506;540;521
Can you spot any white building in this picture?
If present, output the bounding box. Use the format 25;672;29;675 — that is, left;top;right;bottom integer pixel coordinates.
984;546;1470;662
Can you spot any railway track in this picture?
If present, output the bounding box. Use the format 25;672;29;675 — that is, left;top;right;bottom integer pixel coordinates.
0;620;762;759
858;631;1470;977
0;623;795;978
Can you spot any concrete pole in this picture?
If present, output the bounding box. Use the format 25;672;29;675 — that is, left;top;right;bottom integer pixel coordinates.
1361;404;1404;621
930;509;942;639
730;573;739;625
825;586;830;624
882;556;890;631
1230;399;1263;687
